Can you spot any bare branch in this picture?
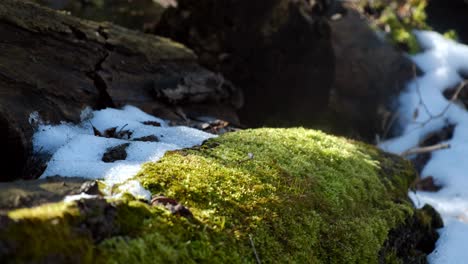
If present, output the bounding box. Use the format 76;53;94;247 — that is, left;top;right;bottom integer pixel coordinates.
401;143;450;157
249;234;262;264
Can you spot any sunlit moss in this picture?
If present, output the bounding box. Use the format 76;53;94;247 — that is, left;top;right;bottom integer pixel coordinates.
443;29;458;41
2;202;94;263
8;202;79;220
115;128;415;263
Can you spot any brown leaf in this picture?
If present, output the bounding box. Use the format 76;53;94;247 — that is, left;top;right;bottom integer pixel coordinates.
151;195;193;218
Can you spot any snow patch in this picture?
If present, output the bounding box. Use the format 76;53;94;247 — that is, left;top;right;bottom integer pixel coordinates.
33;105;215;201
63;193;99;203
381;31;468;262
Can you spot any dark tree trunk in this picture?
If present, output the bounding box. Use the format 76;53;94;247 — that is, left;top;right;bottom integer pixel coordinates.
155;0;336;127
0;0;241;181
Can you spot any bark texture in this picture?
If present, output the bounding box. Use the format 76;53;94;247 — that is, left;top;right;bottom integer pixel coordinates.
0;0;241;181
156;0;336;127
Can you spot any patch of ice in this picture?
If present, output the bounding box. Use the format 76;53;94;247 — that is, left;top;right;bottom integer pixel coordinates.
380;31;468;262
33;105;215;202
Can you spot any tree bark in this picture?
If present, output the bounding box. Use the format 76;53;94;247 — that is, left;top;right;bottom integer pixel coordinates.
155;0;335;127
0;0;241;181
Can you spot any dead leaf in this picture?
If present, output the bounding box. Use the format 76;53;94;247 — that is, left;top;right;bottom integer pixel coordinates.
151;195;193;218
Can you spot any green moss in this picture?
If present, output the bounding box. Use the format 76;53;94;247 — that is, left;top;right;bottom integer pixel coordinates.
359;0;458;53
375;0;429;53
106;128;415;263
443;29;459;41
1;202;95;264
1;128;417;263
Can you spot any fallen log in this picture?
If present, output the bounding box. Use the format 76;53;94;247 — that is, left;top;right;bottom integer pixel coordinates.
0;0;242;181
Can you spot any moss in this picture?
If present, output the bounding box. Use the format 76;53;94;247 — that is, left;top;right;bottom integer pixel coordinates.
373;0;429;53
358;0;458;53
443;29;459;41
1;202;95;264
0;0;195;62
123;128;414;263
1;128;417;263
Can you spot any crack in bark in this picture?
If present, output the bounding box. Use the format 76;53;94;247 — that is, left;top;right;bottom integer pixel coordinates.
97;26;109;40
68;25;87;40
86;51;114;109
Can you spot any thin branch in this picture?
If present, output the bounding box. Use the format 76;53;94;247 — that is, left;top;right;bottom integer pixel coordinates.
249;234;261;264
411;64;468;128
413;64;434;118
401;143;450;157
399;65;468;137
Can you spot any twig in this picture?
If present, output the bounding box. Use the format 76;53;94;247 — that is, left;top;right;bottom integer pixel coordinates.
413;64;434;118
411;64;468;127
401;143;450;157
249;234;261;264
118;124;128;133
397;64;468;139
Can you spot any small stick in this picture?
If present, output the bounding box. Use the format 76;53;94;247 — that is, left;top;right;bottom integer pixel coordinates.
118;124;128;133
401;143;450;157
249;234;261;264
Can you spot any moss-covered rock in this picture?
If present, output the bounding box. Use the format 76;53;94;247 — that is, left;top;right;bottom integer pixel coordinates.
0;128;437;263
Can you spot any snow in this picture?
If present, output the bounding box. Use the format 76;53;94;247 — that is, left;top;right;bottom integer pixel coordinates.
380;31;468;262
32;105;215;201
63;193;99;203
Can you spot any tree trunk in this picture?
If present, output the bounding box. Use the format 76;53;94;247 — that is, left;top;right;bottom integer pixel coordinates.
0;0;241;181
155;0;335;127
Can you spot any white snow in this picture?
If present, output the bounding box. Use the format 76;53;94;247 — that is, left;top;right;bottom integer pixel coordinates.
63;193;99;203
380;31;468;262
33;105;215;201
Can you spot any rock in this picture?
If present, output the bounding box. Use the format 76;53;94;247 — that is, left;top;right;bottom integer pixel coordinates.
0;128;441;263
102;143;130;163
0;176;88;213
79;181;102;196
328;5;415;140
412;176;443;192
156;0;335;127
380;204;443;263
0;0;241;181
0;197;131;263
155;1;419;142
